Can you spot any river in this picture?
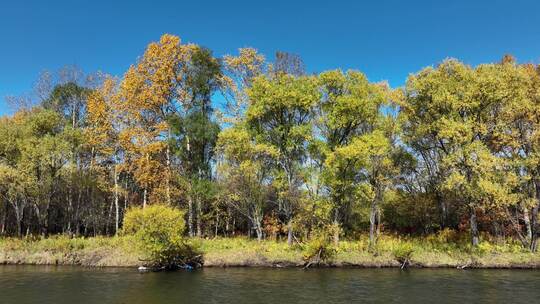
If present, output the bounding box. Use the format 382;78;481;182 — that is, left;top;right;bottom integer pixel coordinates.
0;265;539;303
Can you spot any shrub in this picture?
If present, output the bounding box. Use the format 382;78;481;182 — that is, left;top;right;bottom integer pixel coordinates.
123;205;203;269
302;231;336;268
392;242;414;269
428;228;466;244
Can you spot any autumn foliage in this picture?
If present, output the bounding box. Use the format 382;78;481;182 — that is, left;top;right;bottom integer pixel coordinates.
1;35;540;253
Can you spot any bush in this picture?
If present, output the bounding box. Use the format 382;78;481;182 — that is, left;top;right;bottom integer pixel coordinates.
123;205;203;269
392;242;414;268
302;231;336;268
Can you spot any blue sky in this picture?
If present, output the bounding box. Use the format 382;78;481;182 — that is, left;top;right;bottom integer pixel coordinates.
1;0;540;115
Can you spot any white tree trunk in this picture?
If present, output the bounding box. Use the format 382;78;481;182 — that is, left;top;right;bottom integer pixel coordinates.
114;165;119;235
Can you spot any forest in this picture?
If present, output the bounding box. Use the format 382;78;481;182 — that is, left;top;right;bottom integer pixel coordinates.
1;34;539;253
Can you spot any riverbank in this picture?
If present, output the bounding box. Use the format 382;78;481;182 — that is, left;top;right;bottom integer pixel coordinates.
1;235;539;269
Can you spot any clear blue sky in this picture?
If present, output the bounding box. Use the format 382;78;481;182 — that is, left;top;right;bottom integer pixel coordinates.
1;0;540;115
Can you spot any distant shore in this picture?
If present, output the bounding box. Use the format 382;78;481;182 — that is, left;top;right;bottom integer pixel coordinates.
1;236;539;269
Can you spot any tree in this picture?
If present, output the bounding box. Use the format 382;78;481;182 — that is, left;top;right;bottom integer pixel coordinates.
217;125;276;241
401;59;515;246
38;70;98;235
274;51;305;77
86;77;123;234
117;34;192;207
0;109;71;236
325;124;406;247
170;46;222;237
3;33;540;252
494;60;540;251
19;109;71;236
0;164;34;237
42;82;91;129
221;48;266;124
314;70;387;243
246;73;320;245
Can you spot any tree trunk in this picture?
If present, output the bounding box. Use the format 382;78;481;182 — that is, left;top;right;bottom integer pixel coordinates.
436;191;447;229
531;179;540;252
13;206;23;237
188;195;194;237
287;219;293;246
531;203;539;252
67;181;73;233
34;204;48;237
470;207;479;246
124;179;128;212
0;208;5;236
114;165;119;235
523;206;532;242
143;188;147;209
72;104;76;129
106;197;114;235
376;207;381;237
17;221;22;237
333;211;340;246
196;198;202;237
166;129;171;205
143;153;149;208
492;221;503;243
254;220;263;242
42;204;50;237
369;199;377;246
75;190;81;236
225;207;230;237
214;213;219;238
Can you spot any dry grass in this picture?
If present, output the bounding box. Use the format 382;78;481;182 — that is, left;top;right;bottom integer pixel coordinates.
0;235;139;267
1;232;539;268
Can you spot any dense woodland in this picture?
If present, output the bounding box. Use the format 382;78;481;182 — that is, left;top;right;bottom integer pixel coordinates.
1;34;540;251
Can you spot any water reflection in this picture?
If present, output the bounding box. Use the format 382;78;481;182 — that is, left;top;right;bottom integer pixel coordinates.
0;266;539;304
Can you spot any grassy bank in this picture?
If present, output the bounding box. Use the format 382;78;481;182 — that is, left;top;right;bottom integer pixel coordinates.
1;234;540;269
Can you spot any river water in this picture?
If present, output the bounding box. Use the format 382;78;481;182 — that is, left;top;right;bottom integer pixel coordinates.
0;265;538;303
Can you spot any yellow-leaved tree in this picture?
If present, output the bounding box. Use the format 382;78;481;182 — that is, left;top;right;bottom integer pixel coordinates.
117;34;194;207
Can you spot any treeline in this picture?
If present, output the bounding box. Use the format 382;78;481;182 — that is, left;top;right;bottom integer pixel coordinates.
1;35;539;251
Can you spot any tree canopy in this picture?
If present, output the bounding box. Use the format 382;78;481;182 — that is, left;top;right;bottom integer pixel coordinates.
1;34;540;252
